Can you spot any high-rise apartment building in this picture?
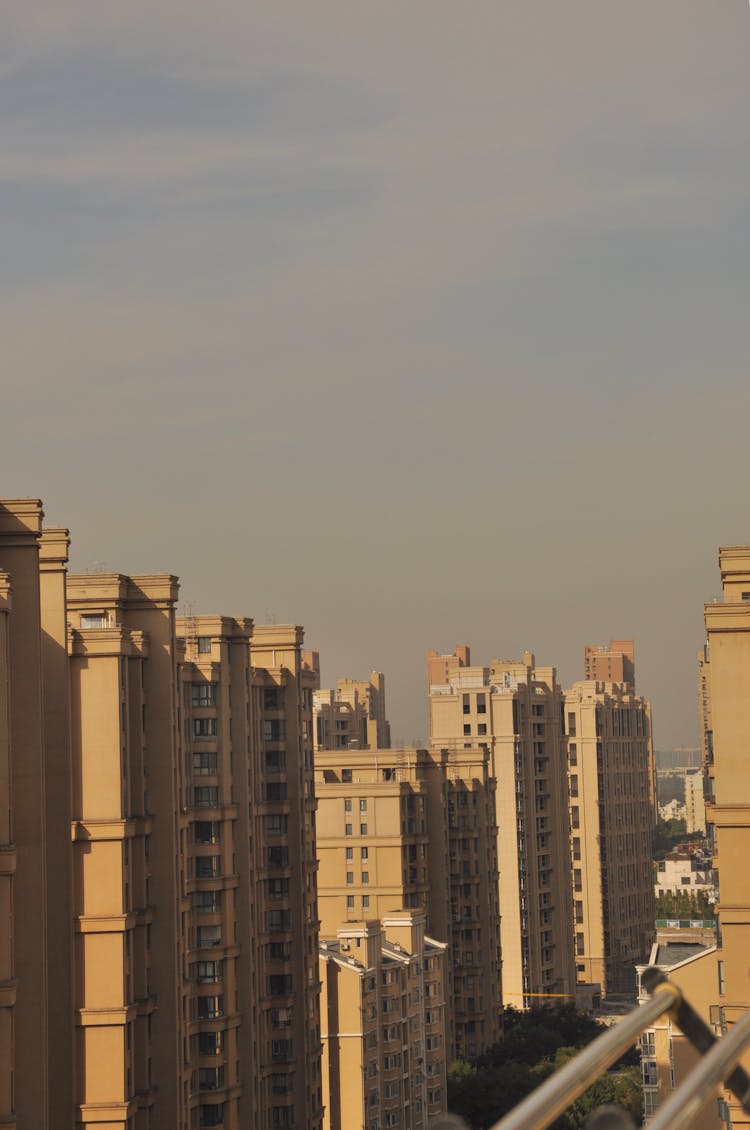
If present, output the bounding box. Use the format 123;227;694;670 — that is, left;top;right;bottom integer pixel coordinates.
1;495;325;1130
642;547;750;1128
583;640;635;687
319;912;448;1130
314;744;503;1060
0;501;74;1130
176;617;323;1130
249;625;324;1130
564;678;655;995
310;663;391;752
428;647;576;1011
68;572;187;1130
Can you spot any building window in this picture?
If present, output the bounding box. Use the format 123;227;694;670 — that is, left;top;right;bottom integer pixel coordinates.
194;821;220;844
195;890;222;914
347;896;355;909
199;1103;224;1126
342;769;353;783
197;922;221;949
80;613;108;629
193;752;218;776
360;823;368;836
346;872;354;885
268;878;290;899
193;717;217;738
477;723;487;735
360;799;368;812
264;687;284;710
362;872;369;885
269;975;293;997
194;787;219;808
344;799;352;813
266;782;287;803
346;847;353;861
463;724;471;736
197;636;211;654
345;824;353;837
477;694;486;714
196;993;223;1017
462;694;470;715
361;847;369;860
567;712;576;736
191;683;217;706
718;960;725;996
265;814;288;835
363;895;370;909
263;719;286;742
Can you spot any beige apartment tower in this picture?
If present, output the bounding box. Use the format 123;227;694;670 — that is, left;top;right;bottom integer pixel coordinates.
67;572;186;1130
428;647;576;1011
0;501;74;1130
319;912;448;1130
564;678;655;995
315;743;503;1059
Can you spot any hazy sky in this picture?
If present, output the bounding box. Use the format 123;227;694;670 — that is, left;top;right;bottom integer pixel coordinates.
3;2;750;748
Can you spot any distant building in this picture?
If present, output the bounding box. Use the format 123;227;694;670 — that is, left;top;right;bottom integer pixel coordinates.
655;849;715;898
428;647;576;1013
310;663;391;751
565;678;655;996
314;744;503;1060
319;912;448;1130
684;769;707;834
583;639;636;687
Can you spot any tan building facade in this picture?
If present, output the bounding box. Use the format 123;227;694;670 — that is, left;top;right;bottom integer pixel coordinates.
319;913;448;1130
564;679;655;995
428;647;576;1011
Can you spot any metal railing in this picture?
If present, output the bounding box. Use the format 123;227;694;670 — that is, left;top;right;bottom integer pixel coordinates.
431;967;750;1130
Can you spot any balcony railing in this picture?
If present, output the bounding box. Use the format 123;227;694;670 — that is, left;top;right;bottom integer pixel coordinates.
430;968;750;1130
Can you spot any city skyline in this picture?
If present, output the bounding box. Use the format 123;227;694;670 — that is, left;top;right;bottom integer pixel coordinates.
5;2;750;749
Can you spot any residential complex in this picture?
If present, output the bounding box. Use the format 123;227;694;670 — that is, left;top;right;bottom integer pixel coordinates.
564;678;656;994
428;647;576;1010
0;497;323;1130
319;912;448;1130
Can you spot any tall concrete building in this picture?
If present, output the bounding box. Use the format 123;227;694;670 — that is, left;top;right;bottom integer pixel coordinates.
428;647;576;1011
643;547;750;1128
564;678;655;995
315;744;503;1060
583;639;635;687
319;912;448;1130
0;501;74;1130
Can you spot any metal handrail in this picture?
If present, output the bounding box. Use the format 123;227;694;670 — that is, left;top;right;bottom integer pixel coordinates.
647;1004;750;1130
487;983;679;1130
433;969;750;1130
